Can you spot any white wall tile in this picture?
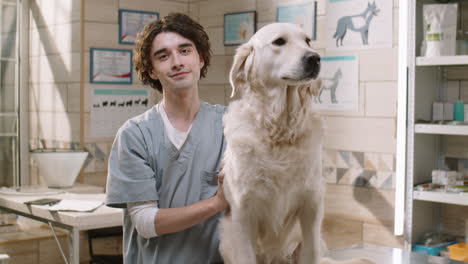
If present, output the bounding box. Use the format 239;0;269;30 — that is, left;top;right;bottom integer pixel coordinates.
318;81;365;117
323;116;396;153
38;83;68;112
30;0;81;28
29;22;80;56
393;7;399;45
359;48;398;81
84;0;118;23
30;53;81;84
365;81;397;118
54;112;81;142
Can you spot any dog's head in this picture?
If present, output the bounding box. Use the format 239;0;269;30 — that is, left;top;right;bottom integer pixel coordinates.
230;23;321;98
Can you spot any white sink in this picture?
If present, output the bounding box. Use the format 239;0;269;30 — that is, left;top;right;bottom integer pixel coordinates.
31;150;88;188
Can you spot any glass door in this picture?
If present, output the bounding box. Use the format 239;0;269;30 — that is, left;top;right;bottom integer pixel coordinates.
0;0;19;187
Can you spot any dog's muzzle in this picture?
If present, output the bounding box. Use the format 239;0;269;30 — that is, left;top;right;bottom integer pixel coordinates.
302;52;321;79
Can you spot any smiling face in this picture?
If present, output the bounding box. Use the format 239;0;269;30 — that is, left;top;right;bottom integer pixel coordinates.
148;32;205;93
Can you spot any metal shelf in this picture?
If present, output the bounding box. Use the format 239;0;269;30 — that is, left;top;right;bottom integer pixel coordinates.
415;124;468;136
413;190;468;206
416;55;468;66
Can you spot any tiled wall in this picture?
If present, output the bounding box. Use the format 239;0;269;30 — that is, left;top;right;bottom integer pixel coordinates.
29;0;81;151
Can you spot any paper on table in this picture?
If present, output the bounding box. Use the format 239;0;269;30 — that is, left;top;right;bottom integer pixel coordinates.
48;199;103;212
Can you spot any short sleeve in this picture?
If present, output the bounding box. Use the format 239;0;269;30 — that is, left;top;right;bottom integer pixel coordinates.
105;123;159;208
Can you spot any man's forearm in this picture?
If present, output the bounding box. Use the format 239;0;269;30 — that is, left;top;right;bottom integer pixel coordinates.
154;196;225;235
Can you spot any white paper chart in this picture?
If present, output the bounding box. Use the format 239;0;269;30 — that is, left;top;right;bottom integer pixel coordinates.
91;88;150;138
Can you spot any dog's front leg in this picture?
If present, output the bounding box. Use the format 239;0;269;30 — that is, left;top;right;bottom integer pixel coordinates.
229;207;258;264
298;196;324;264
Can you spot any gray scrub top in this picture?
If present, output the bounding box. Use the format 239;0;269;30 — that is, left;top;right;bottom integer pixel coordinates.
106;102;226;264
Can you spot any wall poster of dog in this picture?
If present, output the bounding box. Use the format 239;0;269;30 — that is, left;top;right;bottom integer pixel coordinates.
312;56;359;112
326;0;392;51
219;23;375;264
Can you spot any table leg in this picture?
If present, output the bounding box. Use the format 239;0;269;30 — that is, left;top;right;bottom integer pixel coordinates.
69;228;80;264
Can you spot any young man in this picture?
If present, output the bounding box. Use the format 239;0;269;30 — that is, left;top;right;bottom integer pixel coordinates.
106;13;228;264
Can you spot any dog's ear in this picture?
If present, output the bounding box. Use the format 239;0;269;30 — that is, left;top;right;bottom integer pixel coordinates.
229;43;254;98
310;79;322;96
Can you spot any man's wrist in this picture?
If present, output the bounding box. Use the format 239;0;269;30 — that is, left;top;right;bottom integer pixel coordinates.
209;196;226;213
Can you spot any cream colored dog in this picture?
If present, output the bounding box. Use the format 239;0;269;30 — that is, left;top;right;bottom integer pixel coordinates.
219;23;374;264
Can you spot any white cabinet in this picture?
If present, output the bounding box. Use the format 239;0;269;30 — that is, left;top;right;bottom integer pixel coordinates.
405;0;468;248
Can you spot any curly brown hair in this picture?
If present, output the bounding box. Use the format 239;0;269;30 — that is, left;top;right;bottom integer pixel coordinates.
133;13;212;93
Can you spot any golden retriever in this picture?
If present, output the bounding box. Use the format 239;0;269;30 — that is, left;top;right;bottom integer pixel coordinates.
219;23;374;264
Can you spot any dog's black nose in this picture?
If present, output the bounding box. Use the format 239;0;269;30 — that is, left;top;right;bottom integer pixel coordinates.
304;52;320;66
303;52;320;78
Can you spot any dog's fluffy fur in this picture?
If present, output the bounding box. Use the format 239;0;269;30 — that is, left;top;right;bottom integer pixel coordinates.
219;23;374;264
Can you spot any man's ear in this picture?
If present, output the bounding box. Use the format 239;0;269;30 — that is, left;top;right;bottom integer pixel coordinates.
148;69;158;81
229;42;254;98
199;55;205;69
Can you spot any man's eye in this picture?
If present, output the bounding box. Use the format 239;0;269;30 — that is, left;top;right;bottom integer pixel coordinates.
272;37;286;46
305;38;311;46
181;48;191;54
158;54;168;60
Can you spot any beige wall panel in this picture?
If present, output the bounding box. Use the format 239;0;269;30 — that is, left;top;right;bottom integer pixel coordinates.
38;238;70;264
365;81;397;118
82;171;108;188
84;0;118;23
199;14;224;29
324;184;395;225
363;222;404;248
84;23;120;51
199;84;226;105
67;83;81;113
359;48;398;82
158;1;190;17
322;217;363;250
189;2;200;19
199;55;231;85
323;117;396;153
0;240;38;264
393;7;398;45
440;204;468;237
206;27;225;56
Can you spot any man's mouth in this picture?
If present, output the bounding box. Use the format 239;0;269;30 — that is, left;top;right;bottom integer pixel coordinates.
170;72;190;78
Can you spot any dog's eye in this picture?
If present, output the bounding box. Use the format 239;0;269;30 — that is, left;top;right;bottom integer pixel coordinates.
305;37;311;46
272;37;286;46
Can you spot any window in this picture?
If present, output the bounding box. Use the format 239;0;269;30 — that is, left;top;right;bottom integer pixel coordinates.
0;0;26;187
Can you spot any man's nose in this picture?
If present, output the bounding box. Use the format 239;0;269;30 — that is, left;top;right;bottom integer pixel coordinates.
171;53;183;69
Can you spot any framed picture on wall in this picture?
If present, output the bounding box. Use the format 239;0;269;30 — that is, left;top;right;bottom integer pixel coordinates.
224;11;256;46
119;9;159;44
90;48;132;84
276;0;317;40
